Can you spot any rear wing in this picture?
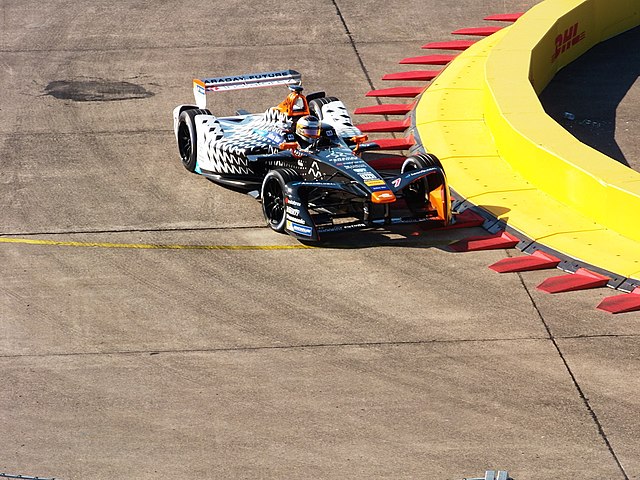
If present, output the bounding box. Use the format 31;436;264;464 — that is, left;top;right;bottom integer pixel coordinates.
193;69;302;108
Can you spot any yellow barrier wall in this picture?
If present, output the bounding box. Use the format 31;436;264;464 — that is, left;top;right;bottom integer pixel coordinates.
415;0;640;282
484;0;640;243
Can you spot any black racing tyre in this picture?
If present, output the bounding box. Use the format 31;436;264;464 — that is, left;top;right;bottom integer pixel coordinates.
261;168;301;233
308;96;340;121
401;153;444;213
177;108;211;172
402;153;444;187
404;153;444;171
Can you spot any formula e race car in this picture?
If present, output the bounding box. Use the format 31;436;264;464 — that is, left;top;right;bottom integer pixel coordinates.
172;69;452;241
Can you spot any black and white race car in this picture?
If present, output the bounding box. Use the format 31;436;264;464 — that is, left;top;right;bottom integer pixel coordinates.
173;69;451;241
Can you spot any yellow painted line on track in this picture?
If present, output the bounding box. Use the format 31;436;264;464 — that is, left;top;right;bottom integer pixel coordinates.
0;237;314;250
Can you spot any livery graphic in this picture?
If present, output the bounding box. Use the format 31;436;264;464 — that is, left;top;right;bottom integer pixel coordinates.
551;22;586;63
173;69;452;241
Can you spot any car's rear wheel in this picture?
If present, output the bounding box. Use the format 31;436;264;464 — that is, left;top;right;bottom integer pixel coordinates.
401;153;444;213
261;168;301;233
308;96;340;121
177;108;210;172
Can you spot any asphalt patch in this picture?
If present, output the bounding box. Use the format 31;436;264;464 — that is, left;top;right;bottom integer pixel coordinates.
44;79;154;102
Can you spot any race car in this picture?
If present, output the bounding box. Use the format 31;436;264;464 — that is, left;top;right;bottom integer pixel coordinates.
173;69;452;241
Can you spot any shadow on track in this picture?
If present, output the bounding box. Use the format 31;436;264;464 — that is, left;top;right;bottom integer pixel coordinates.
540;26;640;167
202;152;479;250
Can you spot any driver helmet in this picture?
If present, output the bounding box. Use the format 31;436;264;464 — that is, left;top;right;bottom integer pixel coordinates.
296;115;321;142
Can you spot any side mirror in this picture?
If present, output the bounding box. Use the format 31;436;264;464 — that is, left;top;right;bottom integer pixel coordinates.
354;142;380;153
279;141;300;151
351;134;370;154
279;141;303;158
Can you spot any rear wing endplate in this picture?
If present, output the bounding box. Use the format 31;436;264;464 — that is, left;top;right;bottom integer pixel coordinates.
193;69;302;108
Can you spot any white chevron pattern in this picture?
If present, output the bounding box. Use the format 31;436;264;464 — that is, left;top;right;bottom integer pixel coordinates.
196;108;290;175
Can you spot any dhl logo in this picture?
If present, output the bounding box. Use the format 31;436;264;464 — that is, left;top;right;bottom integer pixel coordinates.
551;22;586;63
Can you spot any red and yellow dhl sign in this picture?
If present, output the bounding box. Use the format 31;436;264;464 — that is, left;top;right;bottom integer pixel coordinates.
551;22;586;63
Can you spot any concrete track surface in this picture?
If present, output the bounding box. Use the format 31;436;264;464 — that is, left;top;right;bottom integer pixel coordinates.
1;1;638;479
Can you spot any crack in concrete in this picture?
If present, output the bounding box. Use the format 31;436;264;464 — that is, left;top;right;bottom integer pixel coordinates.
557;333;640;340
330;0;390;122
330;0;375;91
0;129;173;137
515;264;630;480
0;225;264;237
0;38;432;55
0;336;552;360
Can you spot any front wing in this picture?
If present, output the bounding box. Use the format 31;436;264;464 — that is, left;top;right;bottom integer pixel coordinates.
281;167;451;241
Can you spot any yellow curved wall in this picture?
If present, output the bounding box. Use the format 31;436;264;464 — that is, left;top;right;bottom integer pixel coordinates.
415;0;640;283
485;0;640;242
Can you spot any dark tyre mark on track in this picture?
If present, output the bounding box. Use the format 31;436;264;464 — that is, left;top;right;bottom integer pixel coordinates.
44;79;154;102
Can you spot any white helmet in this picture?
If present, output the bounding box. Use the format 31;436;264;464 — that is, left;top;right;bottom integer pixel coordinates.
296;115;321;141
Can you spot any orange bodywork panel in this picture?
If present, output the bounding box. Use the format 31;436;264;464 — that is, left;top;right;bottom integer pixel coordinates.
276;91;309;117
428;184;451;224
371;190;397;204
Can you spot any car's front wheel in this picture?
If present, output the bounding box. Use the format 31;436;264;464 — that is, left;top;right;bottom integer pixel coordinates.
401;153;443;214
261;168;301;233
